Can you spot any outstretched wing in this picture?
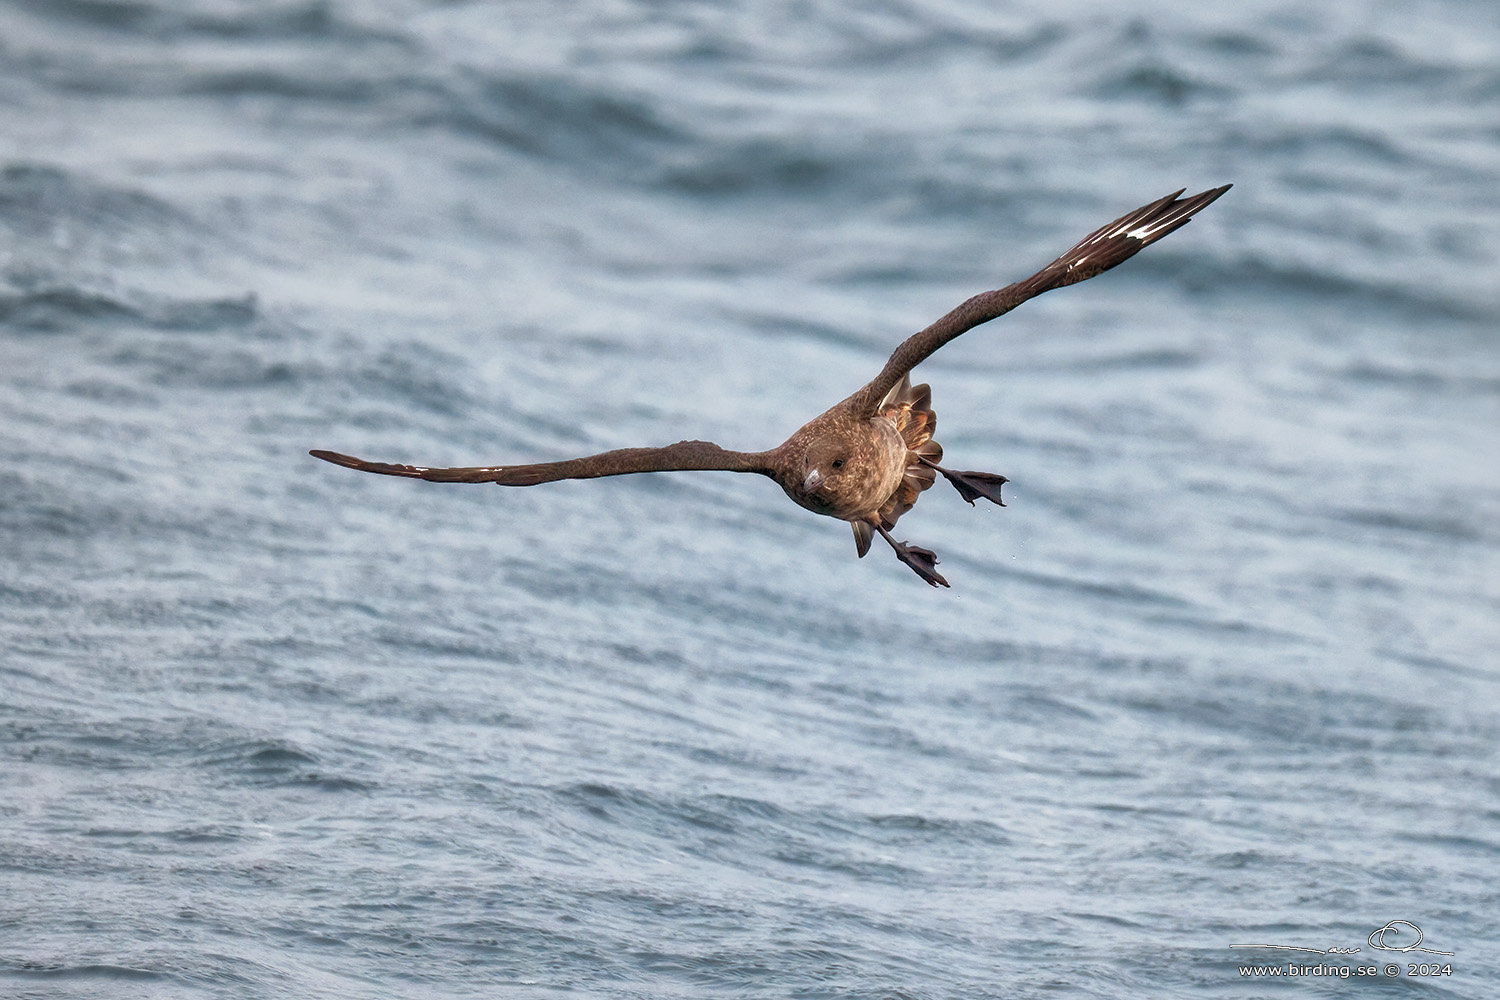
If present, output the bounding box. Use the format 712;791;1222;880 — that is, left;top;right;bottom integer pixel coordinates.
310;440;770;486
848;185;1231;416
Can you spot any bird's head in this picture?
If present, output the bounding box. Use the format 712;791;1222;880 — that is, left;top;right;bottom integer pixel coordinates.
793;435;856;511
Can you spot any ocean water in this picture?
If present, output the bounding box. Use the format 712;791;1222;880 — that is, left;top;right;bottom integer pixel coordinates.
2;0;1497;997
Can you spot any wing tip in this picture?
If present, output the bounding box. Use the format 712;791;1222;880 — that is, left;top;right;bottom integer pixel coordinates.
1058;182;1232;278
1163;183;1233;226
309;448;430;478
310;449;360;469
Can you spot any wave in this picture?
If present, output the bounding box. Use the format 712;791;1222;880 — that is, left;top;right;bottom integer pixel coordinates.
553;781;1008;870
0;286;257;332
4;962;168;981
0;162;186;234
1203;252;1496;326
11;0;389;44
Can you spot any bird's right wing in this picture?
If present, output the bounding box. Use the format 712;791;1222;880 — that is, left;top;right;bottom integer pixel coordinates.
310;440;771;486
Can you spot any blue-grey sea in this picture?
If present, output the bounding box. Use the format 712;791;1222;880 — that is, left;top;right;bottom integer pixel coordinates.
2;1;1498;997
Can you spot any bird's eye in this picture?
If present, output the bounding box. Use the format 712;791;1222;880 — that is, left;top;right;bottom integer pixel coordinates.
831;458;844;469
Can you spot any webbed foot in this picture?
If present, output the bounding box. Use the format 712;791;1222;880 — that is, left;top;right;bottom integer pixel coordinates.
896;541;950;588
874;524;950;588
919;458;1008;507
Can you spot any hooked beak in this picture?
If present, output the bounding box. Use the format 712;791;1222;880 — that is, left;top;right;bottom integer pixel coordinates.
802;469;824;495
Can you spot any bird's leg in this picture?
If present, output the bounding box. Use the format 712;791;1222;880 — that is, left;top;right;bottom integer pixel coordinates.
872;523;950;588
917;455;1008;507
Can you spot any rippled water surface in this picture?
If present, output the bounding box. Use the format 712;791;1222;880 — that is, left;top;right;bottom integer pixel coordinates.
3;1;1498;997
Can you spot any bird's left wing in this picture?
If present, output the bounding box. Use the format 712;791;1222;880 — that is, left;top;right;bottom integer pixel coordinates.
847;185;1231;416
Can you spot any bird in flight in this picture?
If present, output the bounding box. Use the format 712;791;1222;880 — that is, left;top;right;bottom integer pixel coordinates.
314;185;1230;587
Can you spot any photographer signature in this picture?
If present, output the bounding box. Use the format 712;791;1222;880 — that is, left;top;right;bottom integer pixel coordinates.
1230;920;1453;957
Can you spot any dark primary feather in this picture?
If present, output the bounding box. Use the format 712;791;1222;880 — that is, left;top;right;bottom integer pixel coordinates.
849;185;1231;415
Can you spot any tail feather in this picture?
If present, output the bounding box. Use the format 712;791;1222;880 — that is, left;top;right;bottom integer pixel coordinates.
876;375;944;529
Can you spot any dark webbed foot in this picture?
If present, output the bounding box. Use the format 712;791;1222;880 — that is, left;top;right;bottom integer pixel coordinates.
918;457;1008;507
895;541;950;588
873;524;950;588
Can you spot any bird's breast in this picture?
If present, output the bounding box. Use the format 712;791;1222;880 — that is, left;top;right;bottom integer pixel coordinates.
786;418;908;522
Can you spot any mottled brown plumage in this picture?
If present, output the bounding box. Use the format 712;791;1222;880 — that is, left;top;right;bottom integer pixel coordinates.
313;185;1230;587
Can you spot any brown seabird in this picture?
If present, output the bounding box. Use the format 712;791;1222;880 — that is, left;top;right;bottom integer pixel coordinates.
313;185;1230;587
